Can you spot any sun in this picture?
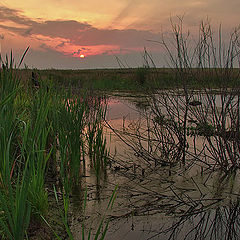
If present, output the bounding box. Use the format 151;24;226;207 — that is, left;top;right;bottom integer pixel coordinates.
79;54;85;58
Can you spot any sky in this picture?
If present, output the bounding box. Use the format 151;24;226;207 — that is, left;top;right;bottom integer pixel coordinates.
0;0;239;69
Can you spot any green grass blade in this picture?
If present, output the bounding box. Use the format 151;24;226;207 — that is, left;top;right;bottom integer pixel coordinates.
18;46;30;68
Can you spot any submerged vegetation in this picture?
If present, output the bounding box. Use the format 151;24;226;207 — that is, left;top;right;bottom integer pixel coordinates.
0;19;240;240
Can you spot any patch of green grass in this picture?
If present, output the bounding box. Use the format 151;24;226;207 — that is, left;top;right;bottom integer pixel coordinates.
0;53;114;239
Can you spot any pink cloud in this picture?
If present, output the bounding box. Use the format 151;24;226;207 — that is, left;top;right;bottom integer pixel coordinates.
0;5;162;58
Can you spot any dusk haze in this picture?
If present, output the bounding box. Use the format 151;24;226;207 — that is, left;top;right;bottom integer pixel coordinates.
0;0;239;68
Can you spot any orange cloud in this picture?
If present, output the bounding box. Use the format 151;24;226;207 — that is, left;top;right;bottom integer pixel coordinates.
0;5;163;59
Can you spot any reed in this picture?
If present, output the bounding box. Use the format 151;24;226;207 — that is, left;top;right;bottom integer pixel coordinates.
87;103;109;179
0;161;31;240
0;52;31;239
0;49;112;239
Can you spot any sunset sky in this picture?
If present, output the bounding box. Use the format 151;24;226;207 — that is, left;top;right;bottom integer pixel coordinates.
0;0;239;69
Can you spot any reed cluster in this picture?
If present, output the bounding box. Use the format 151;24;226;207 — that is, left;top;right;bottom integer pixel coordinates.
0;52;112;239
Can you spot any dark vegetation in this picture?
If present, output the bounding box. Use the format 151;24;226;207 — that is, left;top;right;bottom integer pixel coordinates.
17;66;240;93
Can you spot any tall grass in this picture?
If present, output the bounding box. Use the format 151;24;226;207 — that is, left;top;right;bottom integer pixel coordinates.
0;51;113;239
57;95;87;183
0;161;31;240
20;90;52;216
0;52;31;239
87;102;109;180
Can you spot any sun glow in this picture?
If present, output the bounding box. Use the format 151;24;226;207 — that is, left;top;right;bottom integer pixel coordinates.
79;54;85;58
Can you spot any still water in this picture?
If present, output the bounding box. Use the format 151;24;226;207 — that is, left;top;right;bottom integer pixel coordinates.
70;93;240;240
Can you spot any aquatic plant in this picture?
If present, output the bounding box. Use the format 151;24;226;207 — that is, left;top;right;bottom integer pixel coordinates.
0;48;112;239
87;104;109;180
20;90;52;216
134;17;240;172
163;18;240;172
0;51;31;240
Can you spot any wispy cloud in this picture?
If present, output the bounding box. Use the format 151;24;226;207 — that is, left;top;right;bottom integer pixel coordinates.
0;5;34;26
1;1;239;69
110;0;144;26
0;5;162;57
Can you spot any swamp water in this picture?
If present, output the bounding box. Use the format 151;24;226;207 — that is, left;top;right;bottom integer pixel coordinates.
69;93;240;240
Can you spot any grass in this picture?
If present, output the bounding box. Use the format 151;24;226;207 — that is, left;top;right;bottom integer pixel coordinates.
0;54;31;239
16;67;240;94
0;52;114;239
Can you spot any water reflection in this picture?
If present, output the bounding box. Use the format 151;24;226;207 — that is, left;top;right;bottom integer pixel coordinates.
69;93;240;239
148;200;240;240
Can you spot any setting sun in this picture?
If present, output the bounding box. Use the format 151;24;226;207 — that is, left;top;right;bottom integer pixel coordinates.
79;54;85;58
